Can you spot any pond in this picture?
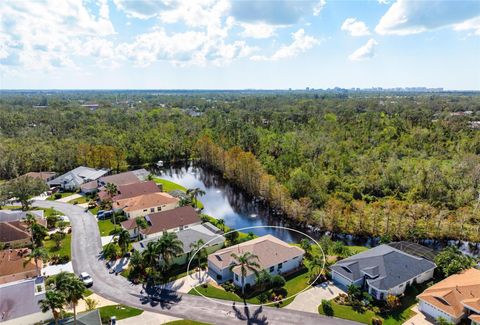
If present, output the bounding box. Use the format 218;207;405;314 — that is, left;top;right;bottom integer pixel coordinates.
158;164;304;243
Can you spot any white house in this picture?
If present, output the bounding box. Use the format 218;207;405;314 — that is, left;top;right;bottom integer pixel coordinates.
207;235;304;288
48;166;110;191
418;268;480;324
330;243;436;300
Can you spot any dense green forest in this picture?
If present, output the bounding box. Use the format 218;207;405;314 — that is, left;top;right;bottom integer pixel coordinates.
1;91;479;241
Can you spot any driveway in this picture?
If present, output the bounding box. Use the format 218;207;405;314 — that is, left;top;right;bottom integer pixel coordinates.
285;281;345;313
55;193;83;202
33;200;359;325
403;305;435;325
161;270;212;294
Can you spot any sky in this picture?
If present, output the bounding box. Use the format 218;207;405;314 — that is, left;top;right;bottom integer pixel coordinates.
0;0;479;90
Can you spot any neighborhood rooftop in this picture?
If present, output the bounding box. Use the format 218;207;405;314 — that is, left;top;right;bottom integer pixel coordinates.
122;205;200;235
133;222;224;254
208;234;304;276
98;169;148;187
418;268;480;319
115;192;178;213
0;210;44;223
330;244;436;291
0;248;38;284
110;181;160;201
48;166;110;187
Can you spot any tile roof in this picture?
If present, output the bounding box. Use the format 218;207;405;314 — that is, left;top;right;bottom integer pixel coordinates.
0;210;44;223
0;248;38;284
0;222;31;243
49;166;109;187
330;244;436;291
63;309;102;325
80;180;98;191
418;268;480;318
98;171;141;187
115;192;178;212
0;277;45;321
133;222;225;254
142;206;200;235
111;181;161;201
22;172;56;182
208;235;304;276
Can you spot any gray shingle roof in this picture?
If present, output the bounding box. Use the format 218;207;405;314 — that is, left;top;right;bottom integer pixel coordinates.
133;222;225;254
330;244;436;291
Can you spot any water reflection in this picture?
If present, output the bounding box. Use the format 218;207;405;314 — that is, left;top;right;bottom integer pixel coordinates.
159;165;302;242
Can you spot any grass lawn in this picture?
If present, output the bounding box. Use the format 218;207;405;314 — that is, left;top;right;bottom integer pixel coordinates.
189;268;310;307
84;289;93;297
319;301;377;324
319;286;419;325
152;177;204;209
98;219;121;236
44;233;72;258
47;191;76;201
0;206;22;210
67;196;88;204
98;305;143;321
348;245;369;254
165;321;211;325
89;206;99;215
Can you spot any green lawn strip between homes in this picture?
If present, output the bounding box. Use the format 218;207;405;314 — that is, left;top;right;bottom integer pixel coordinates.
98;219;121;236
46;191;77;201
98;305;143;321
189;269;310;307
67;195;88;204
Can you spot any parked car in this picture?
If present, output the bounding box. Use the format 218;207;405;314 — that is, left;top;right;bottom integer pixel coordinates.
97;210;113;220
80;272;93;287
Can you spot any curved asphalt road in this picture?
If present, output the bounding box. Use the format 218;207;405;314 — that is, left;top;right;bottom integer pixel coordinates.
34;200;358;325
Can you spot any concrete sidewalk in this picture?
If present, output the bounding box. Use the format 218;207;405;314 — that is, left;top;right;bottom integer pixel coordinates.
285;281;345;313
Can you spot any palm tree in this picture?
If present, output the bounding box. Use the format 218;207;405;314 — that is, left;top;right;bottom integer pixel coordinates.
189;239;207;277
24;213;47;248
63;277;86;325
38;290;65;325
104;182;118;197
117;229;131;256
186;187;206;208
135;217;148;241
102;242;119;261
142;241;159;269
24;247;49;276
156;232;184;271
229;251;260;297
308;254;325;283
255;269;272;291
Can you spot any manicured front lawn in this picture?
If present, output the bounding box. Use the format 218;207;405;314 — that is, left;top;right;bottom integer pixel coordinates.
165;321;211;325
189;269;310;307
47;191;76;201
98;219;120;236
98;305;143;321
44;233;72;258
319;301;376;324
0;205;22;210
67;196;88;204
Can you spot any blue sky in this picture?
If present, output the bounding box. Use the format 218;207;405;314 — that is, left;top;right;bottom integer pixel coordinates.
0;0;479;90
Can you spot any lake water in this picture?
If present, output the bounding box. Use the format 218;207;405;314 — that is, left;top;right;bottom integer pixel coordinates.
158;165;304;243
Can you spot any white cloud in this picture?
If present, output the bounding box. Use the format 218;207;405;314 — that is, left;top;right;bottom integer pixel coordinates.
0;0;115;71
375;0;480;35
453;17;480;36
251;28;319;61
313;0;326;16
341;18;370;36
112;0;172;20
239;23;280;39
377;0;390;4
348;38;378;61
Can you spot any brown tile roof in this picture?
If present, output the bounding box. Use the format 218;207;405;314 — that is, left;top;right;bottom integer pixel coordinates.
470;314;480;323
112;181;160;201
0;222;31;243
142;206;201;235
115;192;178;212
99;171;141;187
418;268;480;318
22;172;56;182
121;218;137;230
208;235;305;276
80;180;98;191
0;248;39;284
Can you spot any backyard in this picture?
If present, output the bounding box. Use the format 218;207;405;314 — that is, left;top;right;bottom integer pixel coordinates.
98;219;120;236
153;177;204;208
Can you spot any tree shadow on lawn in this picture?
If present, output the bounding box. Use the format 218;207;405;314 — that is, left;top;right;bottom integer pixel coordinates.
232;304;268;325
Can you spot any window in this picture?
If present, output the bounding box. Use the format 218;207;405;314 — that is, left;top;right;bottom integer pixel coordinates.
270;266;274;272
157;207;161;211
216;274;222;280
235;274;239;281
150;208;154;212
278;263;283;270
143;209;147;212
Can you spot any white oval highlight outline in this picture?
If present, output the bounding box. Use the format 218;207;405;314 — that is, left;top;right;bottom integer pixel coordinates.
186;225;326;307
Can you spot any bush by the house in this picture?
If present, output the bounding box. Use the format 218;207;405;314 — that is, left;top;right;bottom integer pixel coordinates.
322;299;334;316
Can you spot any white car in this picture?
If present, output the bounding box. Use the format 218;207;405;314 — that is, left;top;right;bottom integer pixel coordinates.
80;272;93;287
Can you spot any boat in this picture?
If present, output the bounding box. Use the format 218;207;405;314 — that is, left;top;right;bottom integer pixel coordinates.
156;160;164;167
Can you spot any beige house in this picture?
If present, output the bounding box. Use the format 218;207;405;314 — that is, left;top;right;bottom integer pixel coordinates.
208;235;305;288
114;192;179;219
0;248;40;285
418;268;480;324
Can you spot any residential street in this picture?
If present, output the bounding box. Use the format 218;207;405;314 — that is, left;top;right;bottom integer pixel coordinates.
33;200;359;325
